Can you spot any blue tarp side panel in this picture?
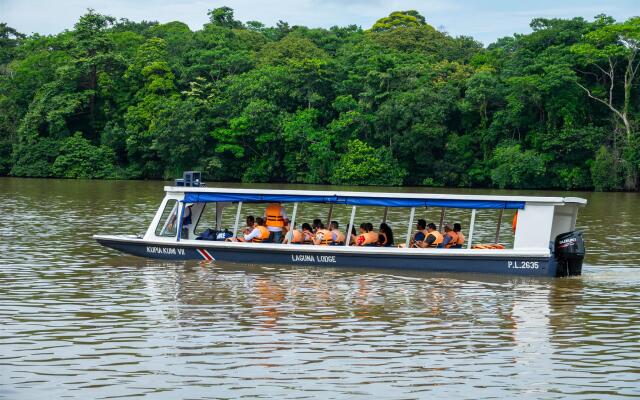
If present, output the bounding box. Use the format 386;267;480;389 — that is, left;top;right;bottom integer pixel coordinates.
184;193;337;204
183;192;526;209
342;197;525;209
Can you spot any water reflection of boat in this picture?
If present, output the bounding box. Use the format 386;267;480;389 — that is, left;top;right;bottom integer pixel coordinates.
94;174;587;277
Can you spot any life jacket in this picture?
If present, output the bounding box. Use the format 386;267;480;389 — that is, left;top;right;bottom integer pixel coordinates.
456;231;465;247
360;231;378;245
333;230;346;244
426;230;443;247
290;229;303;243
512;211;518;233
473;244;505;250
315;229;334;245
265;204;285;228
252;225;271;243
444;231;459;248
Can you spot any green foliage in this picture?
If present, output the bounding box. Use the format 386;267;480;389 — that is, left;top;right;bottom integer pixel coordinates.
490;144;547;189
10;138;61;177
1;9;639;191
591;146;621;191
52;132;115;178
330;139;407;186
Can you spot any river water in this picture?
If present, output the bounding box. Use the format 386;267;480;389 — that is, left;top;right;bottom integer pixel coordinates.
1;178;639;399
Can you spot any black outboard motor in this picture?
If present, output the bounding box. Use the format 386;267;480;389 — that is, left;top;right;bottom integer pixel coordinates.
554;231;585;277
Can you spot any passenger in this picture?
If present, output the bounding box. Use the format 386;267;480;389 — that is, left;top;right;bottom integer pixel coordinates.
264;202;289;243
416;223;443;248
301;223;315;244
312;218;323;233
410;219;428;248
283;223;303;244
453;223;465;248
243;215;255;236
314;223;334;245
441;224;459;248
378;223;394;247
168;203;193;239
235;217;270;242
356;223;378;246
329;221;346;245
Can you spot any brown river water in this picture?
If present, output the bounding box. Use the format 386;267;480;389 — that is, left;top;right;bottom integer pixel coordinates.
1;178;639;399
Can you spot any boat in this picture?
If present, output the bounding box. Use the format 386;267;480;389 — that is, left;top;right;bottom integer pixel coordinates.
93;172;587;277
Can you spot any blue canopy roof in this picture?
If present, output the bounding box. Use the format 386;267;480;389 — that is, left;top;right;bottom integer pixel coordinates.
183;192;525;209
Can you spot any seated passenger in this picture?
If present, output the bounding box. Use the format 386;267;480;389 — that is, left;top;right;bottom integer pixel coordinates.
356;223;378;246
453;223;465;248
235;217;271;243
415;223;443;248
313;223;334;245
441;224;459;248
283;223;303;244
377;223;394;247
312;218;322;233
301;223;315;244
410;219;428;248
243;215;255;236
329;221;345;245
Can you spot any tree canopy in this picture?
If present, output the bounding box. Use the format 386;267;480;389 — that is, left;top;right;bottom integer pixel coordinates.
0;8;639;191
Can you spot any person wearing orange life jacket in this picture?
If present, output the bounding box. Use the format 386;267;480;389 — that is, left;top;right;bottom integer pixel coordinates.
453;223;465;248
329;221;346;245
263;203;288;243
410;219;428;248
283;223;304;244
300;223;315;244
440;224;459;248
237;217;271;243
416;223;443;248
313;222;334;245
356;223;378;246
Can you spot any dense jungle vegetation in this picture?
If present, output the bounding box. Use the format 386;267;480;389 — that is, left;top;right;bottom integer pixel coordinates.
0;8;639;190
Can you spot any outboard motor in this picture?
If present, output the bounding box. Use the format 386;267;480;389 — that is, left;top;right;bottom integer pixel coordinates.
554;231;585;277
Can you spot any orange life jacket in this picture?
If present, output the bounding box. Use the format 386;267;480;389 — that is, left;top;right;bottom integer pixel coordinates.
265;203;285;228
360;231;378;245
426;230;443;247
456;231;465;246
252;225;271;242
445;231;459;248
315;229;334;245
289;229;303;243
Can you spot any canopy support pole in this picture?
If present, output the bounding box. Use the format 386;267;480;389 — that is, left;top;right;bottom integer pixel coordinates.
232;201;243;238
289;202;298;245
382;207;389;223
495;209;504;244
405;207;416;248
345;206;356;246
176;202;186;242
467;209;476;249
326;204;334;227
439;208;446;231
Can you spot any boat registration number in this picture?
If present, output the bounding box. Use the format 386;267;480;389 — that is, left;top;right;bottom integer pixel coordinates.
507;260;539;269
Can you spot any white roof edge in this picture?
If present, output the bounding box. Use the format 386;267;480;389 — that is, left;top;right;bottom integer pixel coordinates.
162;186;587;205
